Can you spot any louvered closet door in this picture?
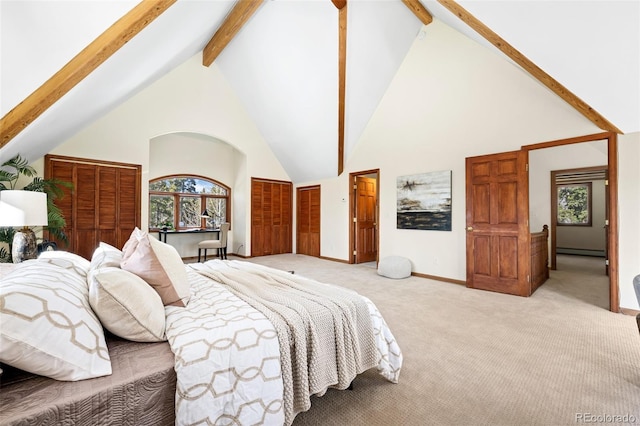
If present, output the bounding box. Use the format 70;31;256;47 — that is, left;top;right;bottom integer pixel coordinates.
251;178;292;257
297;185;320;257
45;155;141;259
75;164;99;258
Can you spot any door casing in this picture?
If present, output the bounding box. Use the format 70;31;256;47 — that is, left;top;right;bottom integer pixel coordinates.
349;169;379;264
522;131;618;312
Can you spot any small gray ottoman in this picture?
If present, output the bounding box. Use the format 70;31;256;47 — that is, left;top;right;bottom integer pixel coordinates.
377;256;412;279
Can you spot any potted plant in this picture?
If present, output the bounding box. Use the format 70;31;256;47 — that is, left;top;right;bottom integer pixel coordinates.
0;155;72;262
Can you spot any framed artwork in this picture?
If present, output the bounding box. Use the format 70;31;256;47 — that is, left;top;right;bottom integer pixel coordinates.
397;170;452;231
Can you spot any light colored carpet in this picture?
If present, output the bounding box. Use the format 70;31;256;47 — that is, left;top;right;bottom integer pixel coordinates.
240;253;640;426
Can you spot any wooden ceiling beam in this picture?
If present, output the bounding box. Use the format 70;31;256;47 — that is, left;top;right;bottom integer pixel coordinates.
337;2;347;175
0;0;176;150
402;0;433;25
437;0;621;134
202;0;265;67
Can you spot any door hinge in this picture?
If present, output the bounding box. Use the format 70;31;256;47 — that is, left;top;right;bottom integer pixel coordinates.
353;184;357;190
353;217;357;223
526;163;529;172
527;275;530;283
353;250;357;256
605;219;609;226
605;179;609;186
605;259;609;266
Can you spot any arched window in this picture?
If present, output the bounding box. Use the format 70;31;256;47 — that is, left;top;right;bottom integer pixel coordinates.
149;175;230;230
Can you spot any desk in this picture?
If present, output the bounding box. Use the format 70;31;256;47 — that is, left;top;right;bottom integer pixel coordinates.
158;228;219;243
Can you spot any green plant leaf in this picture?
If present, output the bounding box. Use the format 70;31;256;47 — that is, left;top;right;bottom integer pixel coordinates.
0;154;37;189
0;154;72;246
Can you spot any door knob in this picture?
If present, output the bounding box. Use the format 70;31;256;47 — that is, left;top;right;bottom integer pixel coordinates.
466;226;473;231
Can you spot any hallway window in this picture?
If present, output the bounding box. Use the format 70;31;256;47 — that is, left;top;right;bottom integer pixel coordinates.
149;176;230;230
557;182;591;226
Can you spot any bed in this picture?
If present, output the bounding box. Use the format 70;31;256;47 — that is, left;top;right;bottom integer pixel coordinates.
0;229;402;425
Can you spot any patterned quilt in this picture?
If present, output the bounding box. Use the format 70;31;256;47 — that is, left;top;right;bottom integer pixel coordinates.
165;260;402;426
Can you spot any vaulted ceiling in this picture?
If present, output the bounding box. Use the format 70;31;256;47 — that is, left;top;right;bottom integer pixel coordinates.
1;0;638;183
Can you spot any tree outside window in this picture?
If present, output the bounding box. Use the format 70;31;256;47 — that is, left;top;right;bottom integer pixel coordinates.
557;182;592;226
149;176;230;230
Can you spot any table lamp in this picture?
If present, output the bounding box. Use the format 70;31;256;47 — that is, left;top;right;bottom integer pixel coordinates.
0;190;48;263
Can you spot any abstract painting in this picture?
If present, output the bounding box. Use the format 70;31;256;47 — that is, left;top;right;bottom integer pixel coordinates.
397;170;452;231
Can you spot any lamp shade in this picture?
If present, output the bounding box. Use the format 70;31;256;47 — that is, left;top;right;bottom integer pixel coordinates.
0;190;48;227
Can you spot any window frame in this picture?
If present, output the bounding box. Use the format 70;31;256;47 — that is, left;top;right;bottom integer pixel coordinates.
149;174;231;231
556;181;592;227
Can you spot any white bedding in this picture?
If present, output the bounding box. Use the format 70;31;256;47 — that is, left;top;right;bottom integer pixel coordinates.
165;260;402;425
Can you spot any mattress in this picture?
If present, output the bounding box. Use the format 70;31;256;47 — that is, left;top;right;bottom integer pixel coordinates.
0;334;176;426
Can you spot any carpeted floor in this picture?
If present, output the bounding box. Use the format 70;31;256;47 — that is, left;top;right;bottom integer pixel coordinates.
239;253;640;426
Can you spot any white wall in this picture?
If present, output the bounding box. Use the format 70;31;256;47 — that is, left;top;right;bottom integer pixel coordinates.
618;132;640;309
48;55;290;257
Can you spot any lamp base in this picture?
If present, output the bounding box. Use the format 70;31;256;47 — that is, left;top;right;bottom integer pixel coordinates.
12;228;38;263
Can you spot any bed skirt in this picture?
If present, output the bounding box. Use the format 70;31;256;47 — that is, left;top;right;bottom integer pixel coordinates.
0;335;176;426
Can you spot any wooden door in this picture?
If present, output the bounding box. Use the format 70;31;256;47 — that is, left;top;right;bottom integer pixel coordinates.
251;178;292;257
45;155;141;259
466;150;530;296
355;176;377;263
297;185;320;257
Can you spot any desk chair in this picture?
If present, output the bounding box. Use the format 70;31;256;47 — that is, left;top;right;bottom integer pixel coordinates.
197;223;229;262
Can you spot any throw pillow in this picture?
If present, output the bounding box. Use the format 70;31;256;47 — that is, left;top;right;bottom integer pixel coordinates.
88;267;166;342
120;228;190;307
90;242;123;271
0;259;112;381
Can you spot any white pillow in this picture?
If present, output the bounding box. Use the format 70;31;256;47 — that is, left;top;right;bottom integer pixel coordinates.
121;228;190;307
90;242;123;271
88;267;166;342
38;250;91;279
0;260;112;381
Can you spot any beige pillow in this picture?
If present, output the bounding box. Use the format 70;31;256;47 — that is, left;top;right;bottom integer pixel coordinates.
90;242;123;271
88;267;166;342
0;260;111;381
120;228;190;307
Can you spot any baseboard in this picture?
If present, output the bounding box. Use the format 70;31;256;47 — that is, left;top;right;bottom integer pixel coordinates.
182;253;248;262
619;307;640;317
319;255;350;264
412;271;466;285
230;253;250;259
556;248;605;257
319;255;464;283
